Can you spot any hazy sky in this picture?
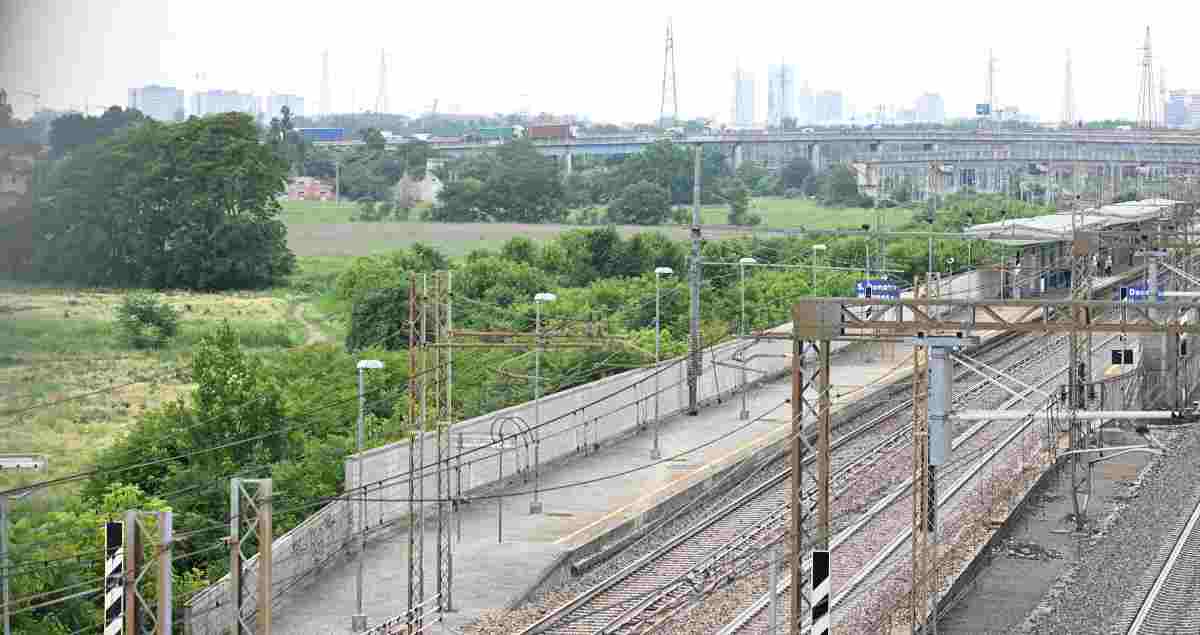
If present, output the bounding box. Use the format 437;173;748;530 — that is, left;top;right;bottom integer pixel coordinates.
1;1;1194;123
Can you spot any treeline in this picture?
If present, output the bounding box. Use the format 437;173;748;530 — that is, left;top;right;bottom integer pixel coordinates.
15;113;295;289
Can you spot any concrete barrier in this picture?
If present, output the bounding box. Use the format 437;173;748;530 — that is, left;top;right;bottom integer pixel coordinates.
184;334;792;633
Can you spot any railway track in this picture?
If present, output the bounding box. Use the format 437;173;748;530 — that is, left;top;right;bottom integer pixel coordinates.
720;332;1120;634
513;330;1048;635
1123;487;1200;633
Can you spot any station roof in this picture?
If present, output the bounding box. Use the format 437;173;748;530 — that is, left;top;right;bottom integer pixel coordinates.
964;199;1181;247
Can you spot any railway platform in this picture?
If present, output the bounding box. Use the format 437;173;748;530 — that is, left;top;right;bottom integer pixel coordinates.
270;338;928;634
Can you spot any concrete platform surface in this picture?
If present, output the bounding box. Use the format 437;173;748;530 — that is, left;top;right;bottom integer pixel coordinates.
269;341;917;634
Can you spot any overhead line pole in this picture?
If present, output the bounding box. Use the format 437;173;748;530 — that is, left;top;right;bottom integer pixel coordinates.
688;143;703;415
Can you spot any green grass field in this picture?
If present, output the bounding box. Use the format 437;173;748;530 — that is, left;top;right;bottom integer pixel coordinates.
698;197;917;230
282;198;910;258
0;287;307;488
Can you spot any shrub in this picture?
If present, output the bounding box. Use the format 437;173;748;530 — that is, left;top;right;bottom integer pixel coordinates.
115;293;179;349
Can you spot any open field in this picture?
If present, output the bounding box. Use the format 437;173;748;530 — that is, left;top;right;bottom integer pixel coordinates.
286;221;691;257
283;198;917;258
700;196;916;229
0;286;306;488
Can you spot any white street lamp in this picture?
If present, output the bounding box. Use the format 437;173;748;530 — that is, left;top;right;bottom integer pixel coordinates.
353;359;384;633
736;257;757;420
811;244;827;295
652;267;673;459
531;293;556;514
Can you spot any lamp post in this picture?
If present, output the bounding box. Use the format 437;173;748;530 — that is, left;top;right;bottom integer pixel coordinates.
353;359;384;633
736;257;757;420
531;292;556;514
737;257;757;338
652;267;674;459
811;244;827;295
861;224;871;279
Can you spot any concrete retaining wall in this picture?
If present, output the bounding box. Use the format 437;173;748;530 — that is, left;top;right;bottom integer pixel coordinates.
185;335;792;633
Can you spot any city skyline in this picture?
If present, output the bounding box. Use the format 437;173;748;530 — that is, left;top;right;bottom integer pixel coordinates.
5;1;1200;124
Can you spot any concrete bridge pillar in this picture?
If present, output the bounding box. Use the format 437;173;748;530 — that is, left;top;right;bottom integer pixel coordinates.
810;143;822;173
732;143;744;171
563;151;573;179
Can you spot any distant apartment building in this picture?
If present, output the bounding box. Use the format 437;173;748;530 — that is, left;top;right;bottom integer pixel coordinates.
285;176;333;201
914;93;945;124
1187;94;1200;129
813;91;844;124
128;84;185;122
767;63;797;127
1165;91;1186;127
1166;90;1195;128
266;94;305;119
733;69;755;127
191;90;258;118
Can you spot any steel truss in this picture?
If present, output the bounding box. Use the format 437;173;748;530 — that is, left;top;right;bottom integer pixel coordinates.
788;292;1200;634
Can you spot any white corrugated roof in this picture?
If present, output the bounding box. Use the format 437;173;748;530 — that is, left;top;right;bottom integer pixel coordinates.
965;199;1179;246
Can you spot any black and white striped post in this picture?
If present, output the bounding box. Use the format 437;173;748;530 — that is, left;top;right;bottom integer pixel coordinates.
104;521;123;635
811;549;829;635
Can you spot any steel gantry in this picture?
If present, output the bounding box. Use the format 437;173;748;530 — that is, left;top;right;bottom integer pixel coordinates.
786;295;1200;634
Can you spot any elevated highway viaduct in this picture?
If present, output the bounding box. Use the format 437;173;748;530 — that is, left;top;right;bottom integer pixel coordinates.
320;129;1200;201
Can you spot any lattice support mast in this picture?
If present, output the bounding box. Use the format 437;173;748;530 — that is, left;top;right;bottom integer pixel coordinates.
1137;27;1158;129
228;479;271;635
910;279;931;632
658;19;679;127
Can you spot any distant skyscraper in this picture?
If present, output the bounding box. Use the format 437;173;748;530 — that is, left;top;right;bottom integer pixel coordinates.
767;63;797;127
797;81;814;125
267;94;305;118
914;93;945;124
128;84;185;122
191;90;258;118
1165;90;1189;128
813;91;844;124
733;67;755;127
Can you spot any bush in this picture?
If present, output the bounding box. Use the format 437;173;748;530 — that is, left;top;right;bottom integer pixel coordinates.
115;293;179;349
607;181;671;225
671;206;691;224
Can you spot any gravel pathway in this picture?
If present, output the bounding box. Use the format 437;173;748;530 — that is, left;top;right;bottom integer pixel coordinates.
1020;424;1200;634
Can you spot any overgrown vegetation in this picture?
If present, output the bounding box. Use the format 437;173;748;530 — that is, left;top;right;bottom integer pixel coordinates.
115;292;179;349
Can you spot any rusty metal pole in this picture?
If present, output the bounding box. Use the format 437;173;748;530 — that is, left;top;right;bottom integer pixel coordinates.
789;323;804;635
817;338;831;550
125;510;142;635
256;481;272;635
158;511;173;635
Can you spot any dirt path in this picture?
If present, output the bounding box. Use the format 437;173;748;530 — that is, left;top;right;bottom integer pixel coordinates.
291;301;332;346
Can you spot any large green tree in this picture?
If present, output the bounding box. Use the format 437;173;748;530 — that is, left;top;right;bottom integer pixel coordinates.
47;106;147;158
34;112;295;289
607;181;671;225
780;157;814;191
432;139;567;222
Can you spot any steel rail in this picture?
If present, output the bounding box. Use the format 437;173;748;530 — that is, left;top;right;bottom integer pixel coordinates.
720;331;1116;634
1125;489;1200;633
515;330;1034;634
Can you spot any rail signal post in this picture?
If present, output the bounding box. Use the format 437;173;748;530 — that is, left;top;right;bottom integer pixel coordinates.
791;303;838;635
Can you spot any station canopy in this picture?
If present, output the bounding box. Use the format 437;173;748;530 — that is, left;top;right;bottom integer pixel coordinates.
963;199;1182;247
